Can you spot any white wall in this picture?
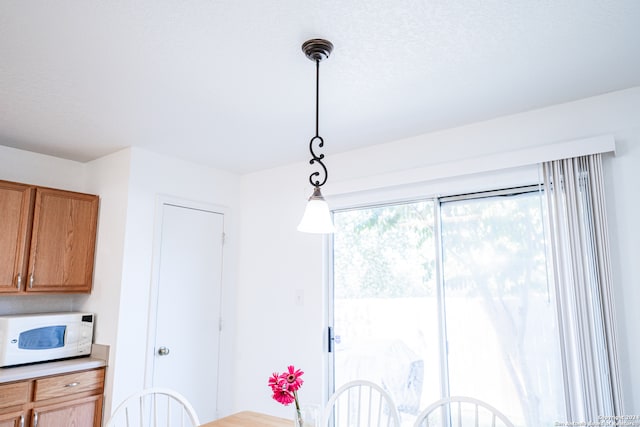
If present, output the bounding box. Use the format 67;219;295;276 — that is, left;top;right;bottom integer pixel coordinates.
79;148;132;415
108;147;240;416
603;138;640;415
237;161;328;419
236;86;640;417
0;145;88;191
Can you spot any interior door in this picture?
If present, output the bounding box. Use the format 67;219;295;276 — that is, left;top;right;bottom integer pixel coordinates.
151;202;224;423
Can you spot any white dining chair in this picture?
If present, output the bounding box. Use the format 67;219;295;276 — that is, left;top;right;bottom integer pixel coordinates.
413;396;514;427
105;387;201;427
322;380;401;427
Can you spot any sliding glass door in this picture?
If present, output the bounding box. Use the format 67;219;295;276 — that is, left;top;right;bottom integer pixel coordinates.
330;188;565;426
331;201;442;421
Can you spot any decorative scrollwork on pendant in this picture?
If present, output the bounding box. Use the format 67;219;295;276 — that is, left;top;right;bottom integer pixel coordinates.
308;135;328;187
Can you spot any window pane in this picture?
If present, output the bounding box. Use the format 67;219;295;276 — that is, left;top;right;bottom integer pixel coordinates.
333;201;440;426
440;191;565;426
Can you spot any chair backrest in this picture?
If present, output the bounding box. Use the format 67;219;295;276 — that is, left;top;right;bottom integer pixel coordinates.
105;387;201;427
413;396;514;427
323;380;401;427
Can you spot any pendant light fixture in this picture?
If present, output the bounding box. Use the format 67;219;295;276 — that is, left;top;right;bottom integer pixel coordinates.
297;38;336;234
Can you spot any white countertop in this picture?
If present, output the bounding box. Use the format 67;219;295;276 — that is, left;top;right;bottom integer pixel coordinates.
0;356;107;383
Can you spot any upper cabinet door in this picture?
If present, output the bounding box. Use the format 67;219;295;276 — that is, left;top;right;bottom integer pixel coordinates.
0;181;34;293
27;188;99;293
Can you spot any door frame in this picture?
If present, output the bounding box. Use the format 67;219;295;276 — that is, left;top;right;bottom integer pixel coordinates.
143;195;232;417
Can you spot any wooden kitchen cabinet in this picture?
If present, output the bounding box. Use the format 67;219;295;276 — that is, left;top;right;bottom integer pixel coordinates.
0;180;99;294
0;410;27;427
0;379;31;427
0;181;34;293
32;394;103;427
0;367;105;427
27;187;99;293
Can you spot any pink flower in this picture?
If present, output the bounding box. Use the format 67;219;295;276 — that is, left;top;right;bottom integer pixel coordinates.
272;386;296;405
279;365;304;392
268;365;304;407
268;372;281;390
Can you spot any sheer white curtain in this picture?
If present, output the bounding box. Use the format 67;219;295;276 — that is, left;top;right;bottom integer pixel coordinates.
542;153;623;422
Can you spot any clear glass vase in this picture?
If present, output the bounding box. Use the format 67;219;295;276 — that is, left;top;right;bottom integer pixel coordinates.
294;404;319;427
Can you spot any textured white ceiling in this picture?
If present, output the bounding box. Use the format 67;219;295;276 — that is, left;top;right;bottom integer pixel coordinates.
1;0;639;173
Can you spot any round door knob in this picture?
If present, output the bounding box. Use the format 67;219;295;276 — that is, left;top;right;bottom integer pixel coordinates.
157;346;170;356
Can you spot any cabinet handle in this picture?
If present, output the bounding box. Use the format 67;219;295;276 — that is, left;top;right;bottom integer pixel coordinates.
19;415;24;427
32;412;38;427
29;273;34;288
16;274;21;289
65;381;80;387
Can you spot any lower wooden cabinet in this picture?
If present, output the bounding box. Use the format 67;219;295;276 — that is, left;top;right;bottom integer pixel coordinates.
0;379;29;427
0;409;26;427
0;367;105;427
32;394;103;427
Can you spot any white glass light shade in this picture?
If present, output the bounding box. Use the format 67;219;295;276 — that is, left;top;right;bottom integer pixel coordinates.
297;187;335;233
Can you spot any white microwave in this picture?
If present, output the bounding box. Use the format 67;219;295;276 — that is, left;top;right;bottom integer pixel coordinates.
0;312;94;367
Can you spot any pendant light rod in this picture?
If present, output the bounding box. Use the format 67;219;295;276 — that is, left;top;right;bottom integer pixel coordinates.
315;58;320;138
302;39;333;188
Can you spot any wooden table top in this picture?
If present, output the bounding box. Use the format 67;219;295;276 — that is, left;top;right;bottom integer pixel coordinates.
200;411;291;427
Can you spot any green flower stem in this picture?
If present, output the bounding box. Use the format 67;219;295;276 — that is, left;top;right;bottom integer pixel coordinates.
293;391;303;426
294;390;300;411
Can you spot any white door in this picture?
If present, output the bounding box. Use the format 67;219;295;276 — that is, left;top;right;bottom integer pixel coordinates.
151;202;224;423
